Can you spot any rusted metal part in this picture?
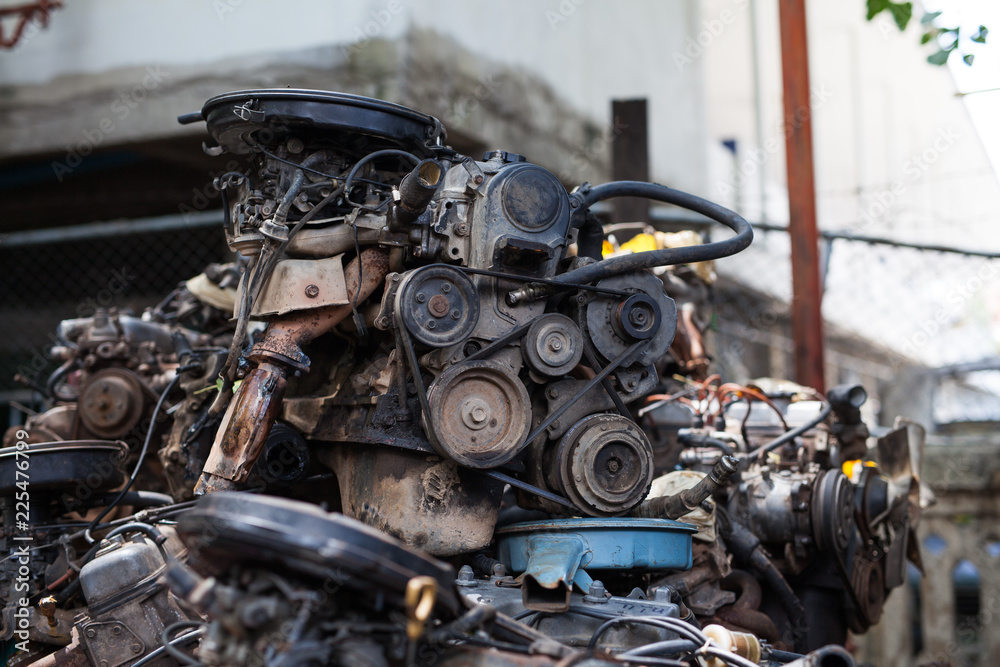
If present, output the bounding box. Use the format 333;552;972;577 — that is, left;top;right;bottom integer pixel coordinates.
22;627;90;667
255;246;390;367
197;360;288;492
77;368;146;439
251;254;350;317
778;0;825;390
317;443;503;557
425;360;531;469
630;455;738;519
433;647;585;666
195;248;389;494
713;605;781;645
721;570;763;610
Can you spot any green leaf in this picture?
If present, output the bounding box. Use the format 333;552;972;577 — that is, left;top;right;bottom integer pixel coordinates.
927;49;950;65
866;0;889;21
972;26;988;44
963;53;975;65
889;2;913;31
920;31;934;44
921;10;942;25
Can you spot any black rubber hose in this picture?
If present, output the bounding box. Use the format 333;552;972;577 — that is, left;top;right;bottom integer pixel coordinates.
90;491;175;510
748;402;831;462
556;181;753;285
719;513;808;652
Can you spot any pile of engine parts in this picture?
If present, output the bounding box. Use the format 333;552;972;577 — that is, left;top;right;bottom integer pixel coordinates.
0;90;928;667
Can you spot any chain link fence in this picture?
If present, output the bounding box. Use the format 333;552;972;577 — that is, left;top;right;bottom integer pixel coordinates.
0;213;229;422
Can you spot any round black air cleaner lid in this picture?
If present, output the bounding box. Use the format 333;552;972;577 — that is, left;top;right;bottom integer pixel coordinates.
181;88;446;157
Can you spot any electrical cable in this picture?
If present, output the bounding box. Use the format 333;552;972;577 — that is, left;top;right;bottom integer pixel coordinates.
343;149;420;211
747;402;832;462
84;371;187;542
131;629;205;667
160;621;206;666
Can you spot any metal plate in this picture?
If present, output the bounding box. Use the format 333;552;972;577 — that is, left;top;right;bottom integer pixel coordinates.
251;254;350;317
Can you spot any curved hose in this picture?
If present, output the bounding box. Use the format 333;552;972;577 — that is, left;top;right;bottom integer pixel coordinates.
557;181;753;285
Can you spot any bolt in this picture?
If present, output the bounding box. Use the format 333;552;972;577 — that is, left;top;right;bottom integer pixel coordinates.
456;565;476;587
548;338;563;352
112;625;122;635
441;283;452;293
305;284;320;298
451;309;461;320
471;406;487;423
415;292;427;303
426;320;437;329
428;294;450;318
132;644;143;654
585;580;608;602
86;628;96;638
474;175;484;184
100;661;108;667
607;459;621;473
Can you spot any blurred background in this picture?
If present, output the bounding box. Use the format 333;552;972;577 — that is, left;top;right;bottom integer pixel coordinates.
0;1;997;664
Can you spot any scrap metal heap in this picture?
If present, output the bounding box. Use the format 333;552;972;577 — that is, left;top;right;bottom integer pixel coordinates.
0;91;927;667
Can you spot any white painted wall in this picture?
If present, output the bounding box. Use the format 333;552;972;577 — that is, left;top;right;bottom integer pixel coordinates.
0;0;708;195
697;0;1000;367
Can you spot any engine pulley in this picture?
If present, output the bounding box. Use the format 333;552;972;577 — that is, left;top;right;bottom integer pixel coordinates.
397;265;479;348
556;413;655;517
425;359;531;468
522;314;584;377
78;368;146;439
579;271;677;368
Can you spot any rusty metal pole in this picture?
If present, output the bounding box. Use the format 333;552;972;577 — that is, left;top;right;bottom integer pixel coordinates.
778;0;825;390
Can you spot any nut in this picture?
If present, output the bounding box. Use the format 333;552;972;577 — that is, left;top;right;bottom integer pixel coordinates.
304;284;320;298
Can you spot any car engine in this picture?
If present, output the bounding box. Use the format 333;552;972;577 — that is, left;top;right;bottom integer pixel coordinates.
0;89;924;667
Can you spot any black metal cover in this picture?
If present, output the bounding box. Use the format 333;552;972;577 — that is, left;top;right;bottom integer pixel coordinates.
192;89;445;157
176;492;459;613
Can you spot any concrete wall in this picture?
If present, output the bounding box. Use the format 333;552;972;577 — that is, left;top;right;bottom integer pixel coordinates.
0;0;708;195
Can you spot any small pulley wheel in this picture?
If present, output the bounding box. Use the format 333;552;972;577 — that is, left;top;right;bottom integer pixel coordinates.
425;360;531;468
812;468;855;553
78;368;146;439
522;314;584;377
398;265;479;348
556;414;654;517
579;271;677;368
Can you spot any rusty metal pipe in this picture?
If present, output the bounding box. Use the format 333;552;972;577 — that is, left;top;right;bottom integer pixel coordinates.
630;455;739;519
195;247;389;494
